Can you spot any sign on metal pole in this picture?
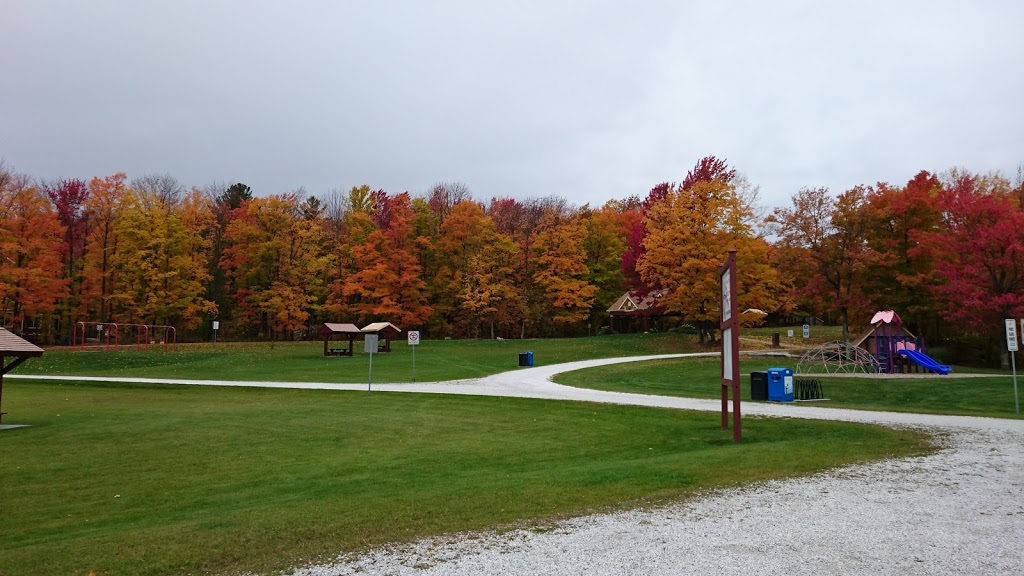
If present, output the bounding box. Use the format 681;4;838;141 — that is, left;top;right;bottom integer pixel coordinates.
719;249;741;443
212;320;219;343
802;324;810;339
365;334;379;393
1008;319;1020;414
408;331;420;383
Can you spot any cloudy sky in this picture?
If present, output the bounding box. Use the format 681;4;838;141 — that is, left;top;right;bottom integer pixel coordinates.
3;0;1022;209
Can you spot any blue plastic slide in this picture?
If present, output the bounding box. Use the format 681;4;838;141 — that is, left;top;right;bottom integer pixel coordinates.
897;349;952;375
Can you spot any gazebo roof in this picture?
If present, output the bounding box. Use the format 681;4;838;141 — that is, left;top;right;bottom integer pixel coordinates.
0;328;44;357
362;322;401;334
319;323;362;336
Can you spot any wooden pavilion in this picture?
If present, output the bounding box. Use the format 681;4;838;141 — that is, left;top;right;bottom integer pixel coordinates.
1;328;45;426
361;322;401;353
318;323;363;356
607;289;669;332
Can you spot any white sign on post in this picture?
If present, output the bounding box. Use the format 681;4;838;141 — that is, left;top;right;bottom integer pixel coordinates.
364;334;379;393
364;334;379;353
721;268;732;322
802;324;810;339
407;331;420;346
787;329;794;338
212;321;219;330
1006;319;1018;352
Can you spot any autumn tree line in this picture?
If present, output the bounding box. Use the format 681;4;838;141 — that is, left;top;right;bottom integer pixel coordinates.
2;157;1023;364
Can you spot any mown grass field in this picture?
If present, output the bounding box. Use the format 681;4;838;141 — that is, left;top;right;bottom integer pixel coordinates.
553;356;1022;419
21;333;699;383
0;379;932;576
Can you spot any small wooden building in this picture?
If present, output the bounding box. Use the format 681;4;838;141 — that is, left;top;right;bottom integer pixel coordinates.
318;323;363;357
362;322;401;353
607;289;669;332
1;328;45;426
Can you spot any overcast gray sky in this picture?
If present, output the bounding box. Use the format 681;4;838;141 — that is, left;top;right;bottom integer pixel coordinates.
2;0;1022;208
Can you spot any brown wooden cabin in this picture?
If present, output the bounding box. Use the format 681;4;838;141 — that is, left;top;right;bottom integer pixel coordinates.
318;323;363;356
607;289;670;332
1;327;45;425
361;322;401;352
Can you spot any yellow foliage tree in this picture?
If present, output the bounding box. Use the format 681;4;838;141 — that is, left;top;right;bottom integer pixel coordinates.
638;179;780;343
110;186;217;328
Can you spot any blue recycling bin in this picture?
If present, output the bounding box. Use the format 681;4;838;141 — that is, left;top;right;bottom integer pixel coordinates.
518;351;534;367
767;367;794;402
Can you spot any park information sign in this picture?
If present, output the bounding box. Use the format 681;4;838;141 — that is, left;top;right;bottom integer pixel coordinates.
719;249;741;443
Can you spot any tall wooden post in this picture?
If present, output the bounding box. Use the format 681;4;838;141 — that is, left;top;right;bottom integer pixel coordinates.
720;250;741;443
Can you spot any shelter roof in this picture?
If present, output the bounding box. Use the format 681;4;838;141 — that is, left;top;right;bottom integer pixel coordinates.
362;322;401;334
0;328;44;357
319;323;362;336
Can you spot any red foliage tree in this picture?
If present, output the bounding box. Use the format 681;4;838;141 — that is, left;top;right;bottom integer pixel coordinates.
915;174;1024;334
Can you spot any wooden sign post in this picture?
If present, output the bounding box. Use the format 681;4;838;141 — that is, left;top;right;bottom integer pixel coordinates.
720;250;741;443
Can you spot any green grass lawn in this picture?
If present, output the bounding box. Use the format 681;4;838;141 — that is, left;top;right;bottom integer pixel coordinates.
0;380;931;576
554;356;1023;419
22;333;699;383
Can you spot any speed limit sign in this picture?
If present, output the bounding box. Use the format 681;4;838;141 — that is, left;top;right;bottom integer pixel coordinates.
408;331;420;346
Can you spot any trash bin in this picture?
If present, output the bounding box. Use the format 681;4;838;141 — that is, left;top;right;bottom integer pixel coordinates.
518;351;534;367
750;371;768;401
767;367;794;402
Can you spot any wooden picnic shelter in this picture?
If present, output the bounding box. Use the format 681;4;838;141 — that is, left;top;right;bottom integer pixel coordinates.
318;323;363;357
1;328;45;425
361;322;401;353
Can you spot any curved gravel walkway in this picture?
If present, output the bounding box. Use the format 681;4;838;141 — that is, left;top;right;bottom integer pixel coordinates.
12;354;1024;575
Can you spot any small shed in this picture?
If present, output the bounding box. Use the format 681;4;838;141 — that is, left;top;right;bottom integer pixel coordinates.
362;322;401;353
1;328;45;426
318;323;363;357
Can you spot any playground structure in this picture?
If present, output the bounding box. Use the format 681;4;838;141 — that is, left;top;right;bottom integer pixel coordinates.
796;341;881;374
850;311;951;375
72;321;177;352
796;311;951;375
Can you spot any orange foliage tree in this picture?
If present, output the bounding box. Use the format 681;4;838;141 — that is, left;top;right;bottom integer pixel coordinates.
221;194;327;339
533;215;598;332
640;179;780;344
79;173;127;322
340;193;432;327
0;171;68;336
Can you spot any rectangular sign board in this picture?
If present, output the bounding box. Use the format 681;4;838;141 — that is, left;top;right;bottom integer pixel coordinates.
364;334;379;354
721;268;732;322
408;330;420;346
1006;319;1018;352
802;324;810;339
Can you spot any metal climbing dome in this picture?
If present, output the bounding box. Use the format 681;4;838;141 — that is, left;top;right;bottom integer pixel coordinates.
796;341;880;374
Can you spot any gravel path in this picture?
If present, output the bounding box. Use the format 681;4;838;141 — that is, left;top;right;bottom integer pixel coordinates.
12;354;1024;575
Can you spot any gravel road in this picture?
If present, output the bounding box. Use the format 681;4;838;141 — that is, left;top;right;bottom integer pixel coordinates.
13;354;1024;575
